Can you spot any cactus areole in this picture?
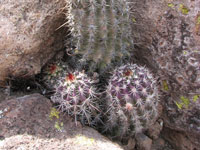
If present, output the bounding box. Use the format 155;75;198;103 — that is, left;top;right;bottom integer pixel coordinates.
66;73;75;82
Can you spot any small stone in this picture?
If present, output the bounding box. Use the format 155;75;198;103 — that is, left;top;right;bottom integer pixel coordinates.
151;138;165;150
155;138;165;147
124;138;136;150
147;120;163;140
135;133;152;150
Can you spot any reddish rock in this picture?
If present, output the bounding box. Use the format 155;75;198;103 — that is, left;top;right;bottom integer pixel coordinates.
162;127;199;150
135;133;152;150
124;138;136;150
131;0;200;149
0;0;67;84
0;94;123;150
147;120;163;140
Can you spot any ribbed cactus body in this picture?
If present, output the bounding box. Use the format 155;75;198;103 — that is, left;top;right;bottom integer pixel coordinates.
105;64;159;138
66;0;133;70
51;70;100;126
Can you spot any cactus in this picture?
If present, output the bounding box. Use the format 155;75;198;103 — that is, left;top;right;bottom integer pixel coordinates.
105;64;159;139
66;0;133;71
51;69;101;126
43;61;69;89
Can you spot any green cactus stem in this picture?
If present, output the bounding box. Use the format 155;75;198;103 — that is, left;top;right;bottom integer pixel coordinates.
66;0;133;71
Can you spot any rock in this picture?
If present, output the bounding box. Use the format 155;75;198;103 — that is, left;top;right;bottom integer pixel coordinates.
151;137;175;150
0;0;67;84
162;127;199;150
135;133;152;150
0;94;123;150
156;138;165;147
152;138;165;149
147;120;163;140
130;0;200;149
124;138;136;150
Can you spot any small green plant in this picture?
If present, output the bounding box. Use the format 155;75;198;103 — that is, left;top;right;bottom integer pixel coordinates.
175;95;200;109
162;80;169;91
49;107;60;120
197;16;200;25
193;95;199;102
54;121;64;131
168;3;174;8
179;4;189;15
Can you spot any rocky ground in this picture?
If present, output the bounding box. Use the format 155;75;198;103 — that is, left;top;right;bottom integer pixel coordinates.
0;0;199;149
0;88;175;150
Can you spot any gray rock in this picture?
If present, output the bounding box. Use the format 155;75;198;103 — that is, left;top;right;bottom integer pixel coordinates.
147;120;163;140
0;93;123;150
0;0;66;84
124;138;136;150
162;127;199;150
131;0;200;149
135;133;152;150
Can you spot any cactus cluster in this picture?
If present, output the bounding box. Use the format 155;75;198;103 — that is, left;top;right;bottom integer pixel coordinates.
66;0;133;70
104;64;159;138
47;1;159;137
51;70;100;126
48;63;159;137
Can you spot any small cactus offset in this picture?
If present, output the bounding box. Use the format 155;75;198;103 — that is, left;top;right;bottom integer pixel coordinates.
66;0;133;70
105;64;159;139
43;61;69;89
51;70;101;126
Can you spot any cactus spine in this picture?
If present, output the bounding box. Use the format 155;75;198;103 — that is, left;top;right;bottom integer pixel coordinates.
51;70;100;126
66;0;133;70
105;64;159;139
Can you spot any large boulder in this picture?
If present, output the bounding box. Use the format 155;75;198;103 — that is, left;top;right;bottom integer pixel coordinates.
130;0;200;149
0;0;66;84
0;93;122;150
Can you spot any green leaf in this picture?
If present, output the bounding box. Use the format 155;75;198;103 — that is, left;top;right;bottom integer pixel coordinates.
193;95;199;102
54;121;62;130
132;17;137;23
175;101;183;109
49;108;60;120
162;80;169;91
168;3;174;8
197;16;200;25
180;96;190;108
179;4;189;15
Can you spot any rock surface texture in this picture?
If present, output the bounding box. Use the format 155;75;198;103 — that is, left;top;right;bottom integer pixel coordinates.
131;0;200;149
0;94;122;150
0;0;66;84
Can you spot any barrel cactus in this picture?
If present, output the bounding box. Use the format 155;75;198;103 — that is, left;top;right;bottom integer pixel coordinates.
43;61;69;89
51;70;101;126
66;0;133;71
105;64;159;139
